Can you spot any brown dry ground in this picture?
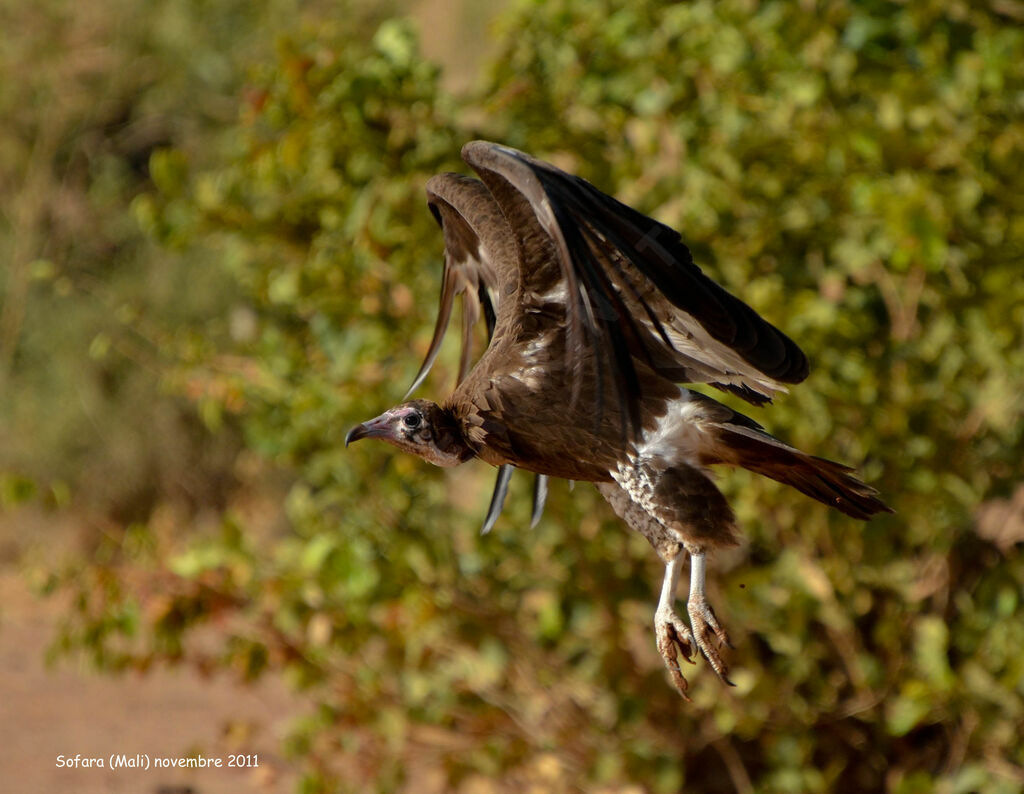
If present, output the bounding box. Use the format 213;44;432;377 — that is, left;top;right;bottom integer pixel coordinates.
0;511;303;794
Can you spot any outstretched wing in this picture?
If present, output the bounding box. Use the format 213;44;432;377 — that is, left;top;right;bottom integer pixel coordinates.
460;141;809;438
404;174;507;398
408;172;548;530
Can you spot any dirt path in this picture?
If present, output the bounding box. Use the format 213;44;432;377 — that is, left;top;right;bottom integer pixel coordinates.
0;567;303;793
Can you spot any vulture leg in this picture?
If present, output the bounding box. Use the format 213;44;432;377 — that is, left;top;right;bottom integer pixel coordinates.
654;551;697;698
685;547;734;685
596;482;735;694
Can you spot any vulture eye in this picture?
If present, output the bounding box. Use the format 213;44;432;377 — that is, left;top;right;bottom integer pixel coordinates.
403;413;421;429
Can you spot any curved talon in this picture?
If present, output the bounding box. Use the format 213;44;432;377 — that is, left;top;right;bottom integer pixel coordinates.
689;597;732;648
653;554;696;697
653;550;737;696
687;597;733;684
655;610;694;700
680;549;734;684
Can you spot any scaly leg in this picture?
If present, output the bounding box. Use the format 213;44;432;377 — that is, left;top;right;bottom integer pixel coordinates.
654;551;697;698
686;548;734;685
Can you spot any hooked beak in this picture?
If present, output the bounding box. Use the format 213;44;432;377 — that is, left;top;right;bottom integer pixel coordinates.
345;413;390;447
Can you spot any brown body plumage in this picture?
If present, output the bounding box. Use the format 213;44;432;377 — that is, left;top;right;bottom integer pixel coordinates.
347;142;892;697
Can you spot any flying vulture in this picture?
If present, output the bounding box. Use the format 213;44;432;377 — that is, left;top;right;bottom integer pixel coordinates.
346;141;892;697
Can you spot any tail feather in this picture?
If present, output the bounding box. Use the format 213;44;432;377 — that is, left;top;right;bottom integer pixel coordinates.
714;425;893;520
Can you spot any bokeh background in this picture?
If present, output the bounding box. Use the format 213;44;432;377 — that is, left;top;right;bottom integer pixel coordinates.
1;0;1022;791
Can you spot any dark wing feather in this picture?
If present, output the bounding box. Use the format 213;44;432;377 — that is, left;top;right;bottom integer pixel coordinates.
460;142;809;438
413;173;544;530
530;474;549;529
481;464;513;535
404;174;510;398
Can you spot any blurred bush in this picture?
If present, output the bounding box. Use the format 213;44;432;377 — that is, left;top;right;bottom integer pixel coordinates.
5;0;1023;791
0;0;312;518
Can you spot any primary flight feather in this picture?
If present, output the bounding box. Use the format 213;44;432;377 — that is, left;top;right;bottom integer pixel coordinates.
346;141;892;697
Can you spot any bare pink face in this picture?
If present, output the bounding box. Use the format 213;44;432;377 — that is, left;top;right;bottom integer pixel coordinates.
345;404;424;446
345;400;468;467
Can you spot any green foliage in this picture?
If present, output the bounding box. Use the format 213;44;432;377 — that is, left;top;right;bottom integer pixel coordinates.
11;0;1024;791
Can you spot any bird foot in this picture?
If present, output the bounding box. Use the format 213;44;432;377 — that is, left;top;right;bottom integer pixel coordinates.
654;603;696;699
687;595;734;686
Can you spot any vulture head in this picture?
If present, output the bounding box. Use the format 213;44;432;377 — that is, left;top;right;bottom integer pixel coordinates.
346;399;474;468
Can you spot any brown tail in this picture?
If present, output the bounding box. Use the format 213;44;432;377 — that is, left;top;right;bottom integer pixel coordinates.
714;425;893;520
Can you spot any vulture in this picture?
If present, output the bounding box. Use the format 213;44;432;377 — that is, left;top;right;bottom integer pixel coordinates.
346;141;892;697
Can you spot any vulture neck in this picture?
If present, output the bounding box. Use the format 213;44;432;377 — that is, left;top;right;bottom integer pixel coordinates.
429;403;477;467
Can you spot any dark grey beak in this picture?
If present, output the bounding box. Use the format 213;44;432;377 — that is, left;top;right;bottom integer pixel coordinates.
345;424;369;447
345;412;391;447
